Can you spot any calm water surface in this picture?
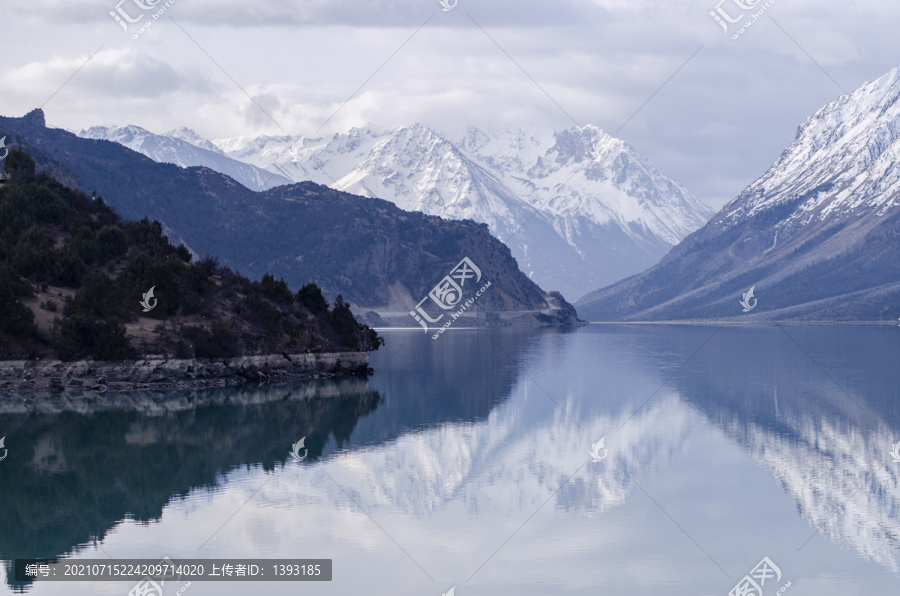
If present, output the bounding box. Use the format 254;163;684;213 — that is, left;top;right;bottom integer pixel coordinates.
1;325;899;595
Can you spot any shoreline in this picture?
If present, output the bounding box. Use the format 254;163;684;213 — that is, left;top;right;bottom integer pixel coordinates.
584;320;899;326
0;351;370;394
0;375;375;415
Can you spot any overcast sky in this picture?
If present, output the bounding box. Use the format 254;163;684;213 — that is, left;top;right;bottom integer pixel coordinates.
2;0;899;208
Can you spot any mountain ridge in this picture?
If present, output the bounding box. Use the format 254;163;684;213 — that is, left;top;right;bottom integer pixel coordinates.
0;109;581;328
77;124;292;191
576;66;900;322
0;147;381;367
221;122;715;301
81;120;714;301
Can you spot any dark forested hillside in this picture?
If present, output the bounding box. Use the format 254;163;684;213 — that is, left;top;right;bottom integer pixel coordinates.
0;150;381;361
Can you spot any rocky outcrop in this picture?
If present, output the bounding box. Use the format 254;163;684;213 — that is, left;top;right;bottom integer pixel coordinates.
0;352;370;393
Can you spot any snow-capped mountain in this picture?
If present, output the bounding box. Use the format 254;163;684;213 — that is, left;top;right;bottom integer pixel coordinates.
211;124;714;301
720;68;900;232
164;126;226;155
76;125;291;191
578;66;900;321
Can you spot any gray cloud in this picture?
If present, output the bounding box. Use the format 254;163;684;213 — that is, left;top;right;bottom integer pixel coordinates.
2;0;899;209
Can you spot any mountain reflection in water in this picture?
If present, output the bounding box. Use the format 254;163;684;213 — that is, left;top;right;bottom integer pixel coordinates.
0;326;897;595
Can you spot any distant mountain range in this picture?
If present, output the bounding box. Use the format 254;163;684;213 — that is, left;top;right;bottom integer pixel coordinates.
1;109;580;327
577;66;900;321
79;123;715;302
77;125;292;191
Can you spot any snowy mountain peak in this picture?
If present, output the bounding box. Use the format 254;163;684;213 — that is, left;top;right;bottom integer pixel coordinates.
723;66;900;230
577;65;900;322
79;124;152;145
76;124;291;191
549;125;620;165
314;123;711;298
212;134;297;161
83;121;714;300
164;127;224;154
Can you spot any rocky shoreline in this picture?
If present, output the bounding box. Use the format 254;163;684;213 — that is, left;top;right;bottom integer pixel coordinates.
0;376;375;415
0;351;370;393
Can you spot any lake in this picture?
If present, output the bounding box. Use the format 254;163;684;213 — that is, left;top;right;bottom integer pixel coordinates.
1;325;899;595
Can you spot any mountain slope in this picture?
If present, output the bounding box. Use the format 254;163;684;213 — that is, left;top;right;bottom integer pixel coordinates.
77;125;292;191
0;148;380;362
577;66;900;321
171;124;713;301
0;109;579;327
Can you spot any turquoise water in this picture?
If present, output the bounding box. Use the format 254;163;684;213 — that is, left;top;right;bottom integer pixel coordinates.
1;325;898;595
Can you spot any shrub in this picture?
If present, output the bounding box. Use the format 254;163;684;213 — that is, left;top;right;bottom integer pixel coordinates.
96;225;128;258
0;262;34;297
73;227;102;265
181;320;240;358
53;314;133;361
297;282;328;313
330;294;359;347
17;225;53;250
174;244;192;263
74;270;132;320
116;253;186;318
3;148;36;184
181;263;210;295
0;289;36;337
52;250;87;287
198;255;219;275
260;273;293;304
0;265;37;337
243;294;283;334
125;218;166;252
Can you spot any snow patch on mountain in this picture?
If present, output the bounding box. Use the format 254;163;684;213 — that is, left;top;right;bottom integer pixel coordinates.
213;123;714;300
721;66;900;231
76;125;291;191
